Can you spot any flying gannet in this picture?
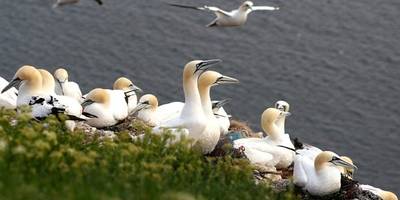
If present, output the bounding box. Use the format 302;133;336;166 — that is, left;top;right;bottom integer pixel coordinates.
168;1;279;27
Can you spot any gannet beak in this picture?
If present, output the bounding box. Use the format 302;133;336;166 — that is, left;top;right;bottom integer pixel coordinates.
331;156;358;170
130;84;143;93
195;59;222;74
81;99;95;108
2;78;21;93
130;102;150;114
283;111;291;117
212;99;231;110
216;75;240;84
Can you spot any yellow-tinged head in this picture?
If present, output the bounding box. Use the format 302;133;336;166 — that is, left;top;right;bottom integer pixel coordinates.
1;65;43;93
139;94;158;109
261;108;290;136
183;59;221;80
315;151;357;172
113;77;142;93
380;191;398;200
38;69;56;91
198;71;239;89
82;88;110;107
54;68;68;82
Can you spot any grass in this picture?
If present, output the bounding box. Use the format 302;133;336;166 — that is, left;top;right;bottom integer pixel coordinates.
0;108;298;200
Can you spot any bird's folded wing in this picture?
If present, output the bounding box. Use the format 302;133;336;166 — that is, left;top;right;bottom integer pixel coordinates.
252;6;279;11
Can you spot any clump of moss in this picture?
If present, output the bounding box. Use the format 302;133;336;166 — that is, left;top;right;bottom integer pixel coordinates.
0;108;298;200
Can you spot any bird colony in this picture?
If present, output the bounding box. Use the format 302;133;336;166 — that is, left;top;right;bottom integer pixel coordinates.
0;0;397;199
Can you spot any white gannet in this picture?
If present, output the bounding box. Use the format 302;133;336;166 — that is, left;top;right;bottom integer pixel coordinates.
54;68;83;102
233;108;294;168
360;185;398;200
168;1;279;27
212;99;231;135
294;138;323;162
0;76;18;109
53;0;102;8
2;65;43;106
82;88;128;128
293;151;357;196
113;77;142;114
134;94;183;127
155;59;221;153
198;71;239;151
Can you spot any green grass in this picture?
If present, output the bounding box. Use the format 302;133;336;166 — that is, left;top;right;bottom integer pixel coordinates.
0;108;298;200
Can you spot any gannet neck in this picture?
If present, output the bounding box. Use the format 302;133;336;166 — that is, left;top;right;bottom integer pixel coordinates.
198;79;214;118
38;69;56;95
54;68;69;83
182;61;203;113
261;108;283;140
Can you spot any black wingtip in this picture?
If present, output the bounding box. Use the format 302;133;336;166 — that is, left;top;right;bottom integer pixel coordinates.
94;0;103;5
293;138;304;150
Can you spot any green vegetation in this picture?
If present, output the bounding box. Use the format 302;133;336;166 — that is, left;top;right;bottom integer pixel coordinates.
0;108;298;200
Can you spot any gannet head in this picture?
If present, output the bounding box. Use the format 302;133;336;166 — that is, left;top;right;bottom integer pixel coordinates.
132;94;159;114
38;69;56;93
261;108;290;136
275;100;290;112
315;151;357;172
2;65;42;93
54;68;68;83
198;71;239;88
240;1;254;11
82;88;110;108
113;77;142;93
380;191;398;200
183;59;222;80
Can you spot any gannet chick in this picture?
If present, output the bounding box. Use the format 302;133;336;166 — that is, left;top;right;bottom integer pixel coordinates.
212;99;231;135
155;59;221;153
293;151;357;196
275;100;290;134
198;71;239;152
359;185;398;200
0;76;18;109
82;88;127;128
113;77;142;114
233;108;294;168
168;1;279;27
53;0;102;8
54;68;83;102
2;65;42;106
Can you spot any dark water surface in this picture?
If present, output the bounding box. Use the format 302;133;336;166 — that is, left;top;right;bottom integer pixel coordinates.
1;0;399;194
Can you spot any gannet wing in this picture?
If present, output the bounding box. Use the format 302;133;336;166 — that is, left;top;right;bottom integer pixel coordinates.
251;6;279;11
168;3;232;17
243;147;274;165
157;102;184;122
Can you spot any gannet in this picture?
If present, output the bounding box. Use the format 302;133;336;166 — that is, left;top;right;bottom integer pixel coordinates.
113;77;142;114
134;94;183;127
53;0;102;8
82;88;128;128
275;100;290;134
359;185;398;200
2;65;43;106
155;59;221;153
212;99;231;135
28;95;65;120
38;69;56;95
233;108;294;168
293;138;323;161
168;1;279;27
337;156;355;179
0;76;18;109
293;151;357;196
54;68;83;102
198;71;239;151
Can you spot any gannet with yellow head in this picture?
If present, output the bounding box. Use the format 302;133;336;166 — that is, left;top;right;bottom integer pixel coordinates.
81;88;122;128
2;65;42;106
233;107;294;168
293;151;357;196
54;68;83;102
113;77;142;114
198;71;239;152
154;59;221;153
168;1;279;27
